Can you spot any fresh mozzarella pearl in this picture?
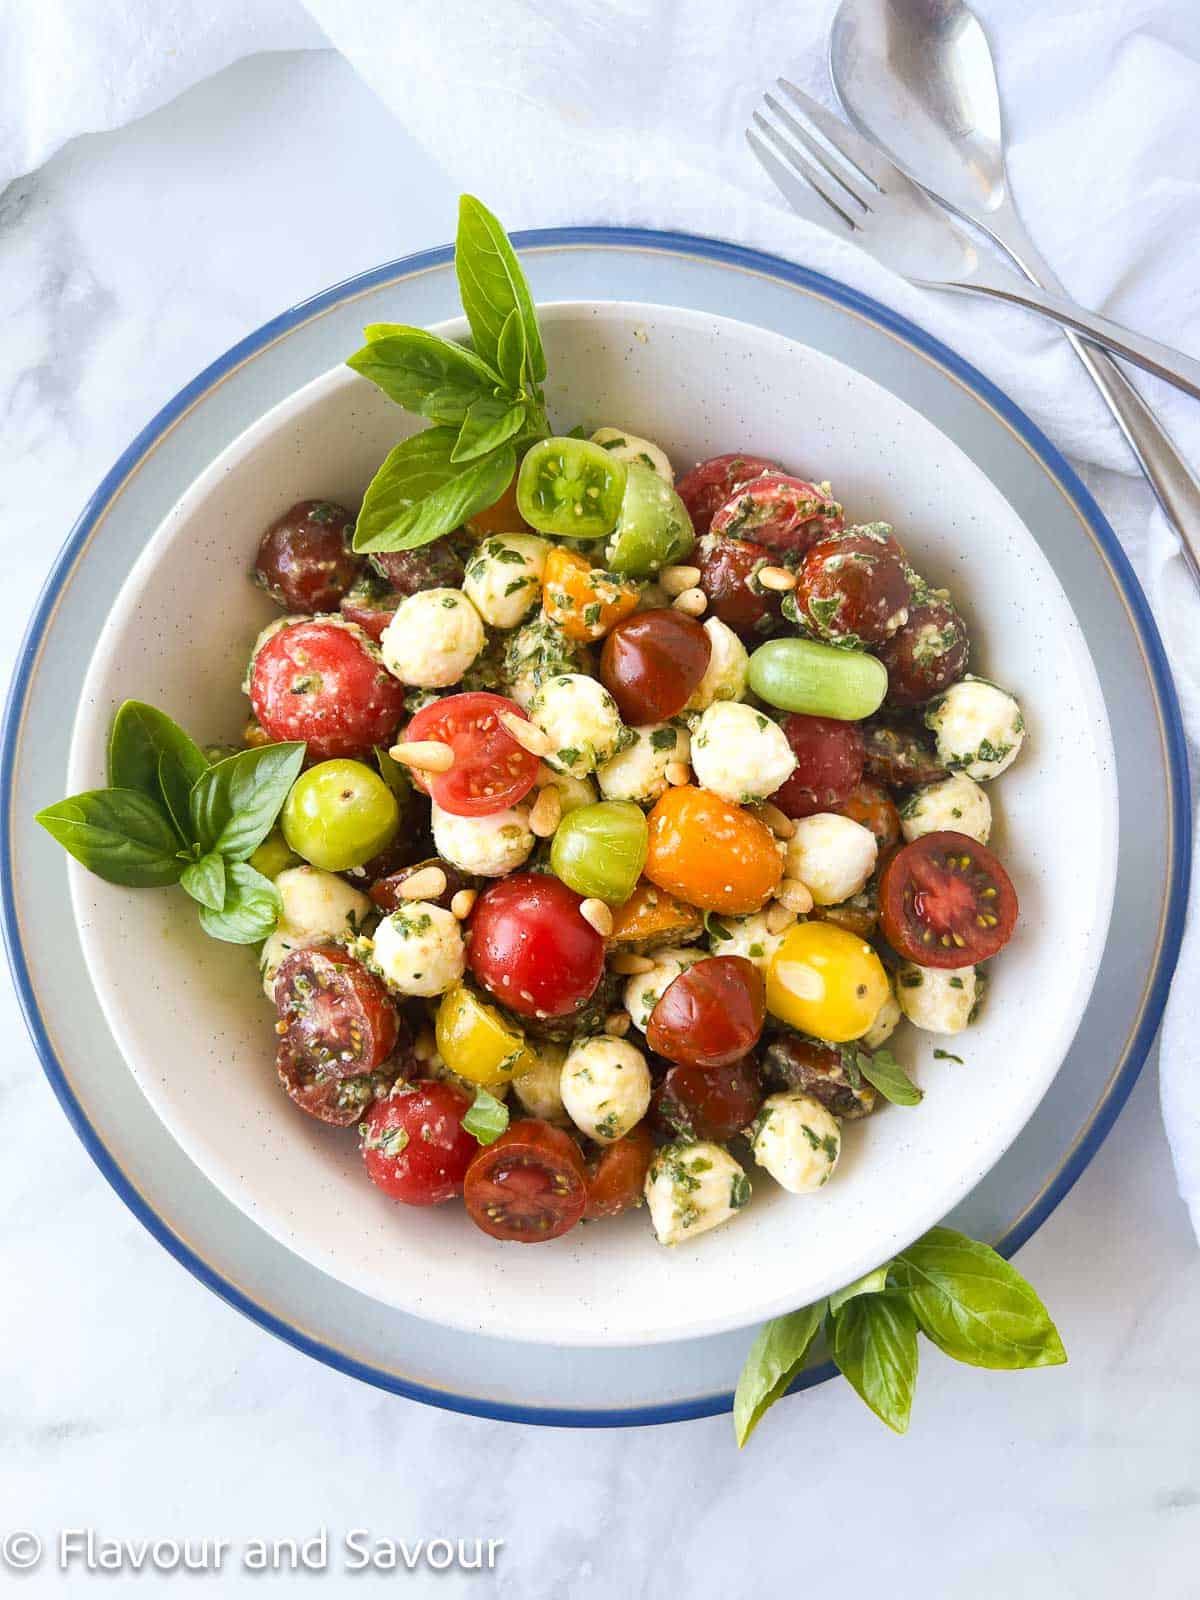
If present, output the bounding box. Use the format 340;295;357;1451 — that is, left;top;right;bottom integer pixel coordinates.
705;909;784;972
529;673;628;777
462;534;550;630
925;675;1025;781
501;617;585;709
623;946;707;1031
511;1043;570;1125
861;982;902;1049
597;721;690;807
785;814;878;906
259;866;373;999
590;426;675;483
896;963;976;1034
431;800;534;877
749;1092;841;1194
901;772;992;844
645;1142;750;1245
380;588;485;687
560;1036;652;1144
685;617;749;710
372;902;465;998
690;701;796;804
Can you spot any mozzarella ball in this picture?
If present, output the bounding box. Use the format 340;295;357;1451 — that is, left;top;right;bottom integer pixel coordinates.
691;701;796;804
645;1142;750;1245
861;981;902;1049
462;534;550;630
590;425;674;483
431;799;534;877
900;772;992;845
511;1042;570;1125
372;902;465;998
896;963;976;1034
785;814;878;906
535;768;598;816
706;909;785;972
260;866;373;998
597;721;689;807
925;675;1025;781
748;1092;841;1194
560;1036;652;1144
502;617;586;709
380;588;485;688
623;945;707;1031
685;617;749;710
529;673;628;777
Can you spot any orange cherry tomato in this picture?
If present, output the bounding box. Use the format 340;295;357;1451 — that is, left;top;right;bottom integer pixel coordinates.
607;880;704;953
584;1124;656;1221
542;547;640;643
465;474;530;538
643;786;783;914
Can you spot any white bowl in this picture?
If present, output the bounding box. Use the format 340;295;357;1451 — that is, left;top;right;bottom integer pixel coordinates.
68;302;1117;1347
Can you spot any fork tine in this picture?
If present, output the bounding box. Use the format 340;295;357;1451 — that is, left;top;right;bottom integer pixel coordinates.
746;127;857;235
761;92;874;212
750;112;862;232
775;77;895;191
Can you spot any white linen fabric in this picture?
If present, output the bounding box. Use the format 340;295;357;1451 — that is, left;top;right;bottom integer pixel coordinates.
3;0;1198;1231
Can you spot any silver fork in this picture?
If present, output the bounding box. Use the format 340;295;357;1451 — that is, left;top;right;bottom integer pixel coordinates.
747;79;1200;403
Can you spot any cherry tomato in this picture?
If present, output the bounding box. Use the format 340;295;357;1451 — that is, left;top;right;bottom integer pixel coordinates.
275;1038;395;1127
765;921;890;1043
605;462;695;577
464;1119;589;1242
696;534;782;637
274;944;401;1074
467;873;606;1020
761;1035;875;1119
369;856;472;914
369;535;465;595
879;830;1018;967
877;599;970;708
795;530;912;645
644;786;782;915
249;618;407;763
646;955;765;1068
435;982;537;1087
516;437;627;540
652;1056;763;1142
550;800;648;905
583;1124;656;1220
862;713;947;789
710;473;843;555
280;758;400;871
360;1080;477;1205
833;779;901;852
405;692;540;817
465;476;530;538
769;714;865;819
541;547;640;643
607;880;704;953
254;499;361;613
599;608;711;724
340;571;398;641
675;452;779;535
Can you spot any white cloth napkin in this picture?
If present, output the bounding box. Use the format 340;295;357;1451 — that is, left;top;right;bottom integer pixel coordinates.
4;0;1199;1230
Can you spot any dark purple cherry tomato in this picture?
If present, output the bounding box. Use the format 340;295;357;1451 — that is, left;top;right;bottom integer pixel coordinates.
696;534;782;637
795;529;912;645
255;499;361;612
652;1056;764;1142
600;609;711;724
769;713;866;819
877;599;970;708
370;536;466;596
646;955;765;1069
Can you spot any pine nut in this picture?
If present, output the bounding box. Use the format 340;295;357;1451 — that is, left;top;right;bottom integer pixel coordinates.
765;901;797;935
660;564;702;597
528;785;562;838
757;565;797;592
579;897;614;937
672;587;708;617
389;739;454;774
413;1027;437;1062
499;710;554;757
399;866;448;901
757;801;796;839
777;877;815;915
603;1011;632;1037
610;952;655;975
450;888;477;920
664;760;692;787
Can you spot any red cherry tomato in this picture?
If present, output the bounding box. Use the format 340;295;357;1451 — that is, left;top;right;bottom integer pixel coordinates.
652;1056;763;1142
255;500;361;612
769;714;866;819
833;779;901;852
710;473;843;555
795;530;912;645
464;1119;589;1242
599;610;712;724
877;599;970;708
646;955;765;1068
879;831;1018;967
249;618;407;763
467;873;606;1020
274;944;401;1074
405;692;540;817
369;536;465;595
583;1124;656;1221
360;1080;477;1205
275;1040;396;1127
695;534;782;638
339;575;399;641
676;452;780;535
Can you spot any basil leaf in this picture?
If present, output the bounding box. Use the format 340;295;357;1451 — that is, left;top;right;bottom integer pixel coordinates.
108;700;208;838
831;1292;919;1434
451;397;528;464
374;745;412;804
496;306;527;392
346;327;499;424
703;910;733;942
462;1086;509;1146
354;429;516;554
36;789;184;888
891;1227;1067;1370
858;1047;923;1107
197;861;282;945
733;1300;826;1447
180;850;227;912
455;194;547;385
828;1265;890;1315
188;742;305;862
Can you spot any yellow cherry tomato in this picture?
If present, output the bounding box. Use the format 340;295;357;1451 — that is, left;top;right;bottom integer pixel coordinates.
435;983;536;1087
765;921;889;1043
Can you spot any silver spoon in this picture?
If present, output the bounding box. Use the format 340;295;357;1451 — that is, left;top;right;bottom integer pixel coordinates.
830;0;1200;587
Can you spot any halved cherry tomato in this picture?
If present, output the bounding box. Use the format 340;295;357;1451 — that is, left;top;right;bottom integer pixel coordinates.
676;453;779;535
833;779;901;852
517;438;627;540
405;692;539;817
276;1038;396;1127
652;1056;763;1142
467;873;606;1019
877;599;970;709
769;713;865;819
861;713;947;790
710;473;843;555
435;982;537;1087
541;546;640;642
696;534;781;637
583;1124;656;1220
761;1034;875;1119
274;944;401;1074
607;880;704;953
646;955;765;1068
360;1080;477;1205
464;1119;589;1242
879;830;1018;967
249;618;407;763
599;609;711;723
644;787;782;915
255;499;361;612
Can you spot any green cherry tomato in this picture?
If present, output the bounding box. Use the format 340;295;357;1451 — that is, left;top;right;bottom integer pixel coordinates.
748;637;888;721
550;800;648;905
605;461;695;578
516;437;627;539
247;827;302;880
281;759;400;872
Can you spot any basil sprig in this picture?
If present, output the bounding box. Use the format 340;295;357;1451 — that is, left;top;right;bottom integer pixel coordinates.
37;699;304;945
733;1226;1065;1445
345;195;551;554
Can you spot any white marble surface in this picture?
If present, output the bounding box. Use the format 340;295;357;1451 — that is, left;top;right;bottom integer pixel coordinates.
1;48;1198;1596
